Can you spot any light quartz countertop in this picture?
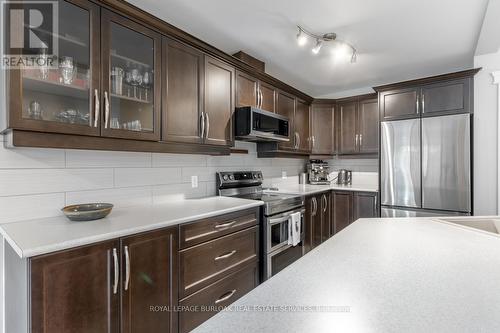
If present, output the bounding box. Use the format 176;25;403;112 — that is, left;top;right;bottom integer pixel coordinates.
266;182;378;195
194;217;500;332
0;196;263;258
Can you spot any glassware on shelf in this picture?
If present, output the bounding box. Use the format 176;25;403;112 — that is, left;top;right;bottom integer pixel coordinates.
59;56;75;85
55;108;89;124
111;67;124;95
122;120;142;131
110;117;120;129
28;101;43;120
39;49;51;80
142;71;152;101
130;69;142;99
125;70;133;97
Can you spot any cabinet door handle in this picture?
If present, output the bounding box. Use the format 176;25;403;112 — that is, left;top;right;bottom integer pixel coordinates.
104;91;110;129
214;250;237;261
297;133;301;150
355;134;359;148
416;95;420;114
94;89;100;128
215;289;237;304
256;88;260;108
311;135;315;149
112;248;119;295
124;245;130;291
312;197;317;216
323;195;327;213
214;221;236;229
359;134;363;148
205;113;210;139
422;94;425;113
200;112;205;139
260;90;263;108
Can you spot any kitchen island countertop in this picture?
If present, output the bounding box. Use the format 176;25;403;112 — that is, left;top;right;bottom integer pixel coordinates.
194;217;500;332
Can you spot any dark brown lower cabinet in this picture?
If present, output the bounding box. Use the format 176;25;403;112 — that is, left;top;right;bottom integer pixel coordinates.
353;192;379;220
332;191;354;234
30;240;121;333
30;227;179;333
305;192;332;252
179;262;259;333
121;228;178;333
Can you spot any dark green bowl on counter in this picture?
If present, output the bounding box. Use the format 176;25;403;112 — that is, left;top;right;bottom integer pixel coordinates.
62;203;114;221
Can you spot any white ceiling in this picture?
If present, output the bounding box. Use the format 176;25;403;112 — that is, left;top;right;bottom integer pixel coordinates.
129;0;489;98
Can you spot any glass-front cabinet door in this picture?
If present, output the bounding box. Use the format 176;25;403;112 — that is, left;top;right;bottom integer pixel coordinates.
100;10;161;141
8;0;100;136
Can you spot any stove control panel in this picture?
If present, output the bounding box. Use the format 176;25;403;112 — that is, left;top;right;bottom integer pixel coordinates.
216;171;263;189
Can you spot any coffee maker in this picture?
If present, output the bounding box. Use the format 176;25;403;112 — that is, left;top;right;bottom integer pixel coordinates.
307;160;331;185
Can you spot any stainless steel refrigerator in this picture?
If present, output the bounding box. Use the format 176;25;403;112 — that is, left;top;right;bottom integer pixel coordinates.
380;113;471;217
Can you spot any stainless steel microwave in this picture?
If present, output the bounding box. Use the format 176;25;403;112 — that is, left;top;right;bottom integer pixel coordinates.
234;107;289;142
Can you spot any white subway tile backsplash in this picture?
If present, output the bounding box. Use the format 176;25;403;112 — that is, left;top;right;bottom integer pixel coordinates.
114;167;181;187
181;167;213;183
152;182;207;203
66;150;151;168
66;186;152;208
0;146;65;169
152;153;207;167
0;193;65;223
0;169;114;196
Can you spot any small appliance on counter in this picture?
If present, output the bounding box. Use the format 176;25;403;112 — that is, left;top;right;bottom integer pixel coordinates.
307;160;331;185
336;169;352;185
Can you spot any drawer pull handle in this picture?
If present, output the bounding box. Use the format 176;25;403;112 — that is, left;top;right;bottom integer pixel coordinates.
215;289;237;304
214;250;237;261
214;221;236;229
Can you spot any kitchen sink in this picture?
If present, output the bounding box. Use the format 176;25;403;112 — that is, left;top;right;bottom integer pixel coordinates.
436;217;500;235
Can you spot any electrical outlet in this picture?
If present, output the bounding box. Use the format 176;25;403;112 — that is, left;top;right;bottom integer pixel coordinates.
281;171;287;179
191;175;198;188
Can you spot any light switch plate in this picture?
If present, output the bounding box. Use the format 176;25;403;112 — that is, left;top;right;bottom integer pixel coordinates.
191;175;198;188
281;171;287;179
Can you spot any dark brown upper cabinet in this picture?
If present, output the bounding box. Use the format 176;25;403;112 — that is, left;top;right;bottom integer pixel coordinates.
295;99;311;153
376;70;478;121
235;70;277;113
259;81;277;113
204;56;235;146
338;101;358;154
379;87;419;120
311;103;335;156
100;10;161;141
162;37;204;144
236;71;259;108
30;240;121;333
276;90;296;150
358;98;379;153
7;0;101;137
337;94;379;155
420;78;471;116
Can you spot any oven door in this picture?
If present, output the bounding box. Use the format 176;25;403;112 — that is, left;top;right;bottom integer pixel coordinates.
265;243;304;279
266;209;305;254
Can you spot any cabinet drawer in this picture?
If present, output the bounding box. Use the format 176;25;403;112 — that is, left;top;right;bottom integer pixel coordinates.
179;208;259;248
179;263;258;333
180;226;258;298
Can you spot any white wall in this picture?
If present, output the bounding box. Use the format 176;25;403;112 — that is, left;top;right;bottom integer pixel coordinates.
473;51;500;215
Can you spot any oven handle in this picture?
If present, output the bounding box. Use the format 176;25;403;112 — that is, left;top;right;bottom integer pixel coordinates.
268;210;305;225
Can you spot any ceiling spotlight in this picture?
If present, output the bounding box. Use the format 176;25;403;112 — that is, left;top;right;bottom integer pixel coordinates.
312;39;322;54
296;28;307;46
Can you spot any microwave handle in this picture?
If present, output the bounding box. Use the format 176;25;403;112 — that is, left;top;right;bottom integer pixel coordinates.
268;211;304;225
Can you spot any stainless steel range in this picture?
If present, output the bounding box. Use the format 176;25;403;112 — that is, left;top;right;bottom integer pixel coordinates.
217;171;305;280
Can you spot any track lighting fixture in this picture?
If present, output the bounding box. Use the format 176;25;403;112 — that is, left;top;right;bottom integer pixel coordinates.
296;25;357;63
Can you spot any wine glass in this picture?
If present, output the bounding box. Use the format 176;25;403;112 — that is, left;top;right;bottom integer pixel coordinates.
142;71;152;101
130;69;142;99
125;71;133;97
59;56;75;85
